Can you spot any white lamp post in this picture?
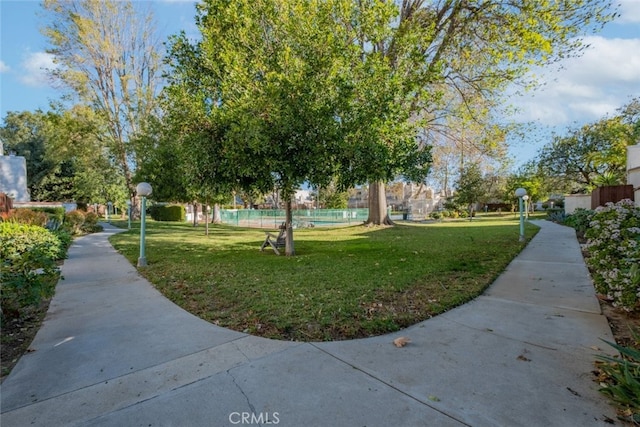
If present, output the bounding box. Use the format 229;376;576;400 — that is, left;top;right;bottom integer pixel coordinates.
136;182;152;267
522;195;530;220
515;188;527;242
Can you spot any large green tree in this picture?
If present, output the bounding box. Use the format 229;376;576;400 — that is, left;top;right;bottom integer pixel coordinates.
360;0;616;223
0;111;71;202
537;101;638;193
1;107;124;204
164;0;434;242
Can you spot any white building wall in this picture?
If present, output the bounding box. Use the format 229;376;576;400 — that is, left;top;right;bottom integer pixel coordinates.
0;154;30;202
564;194;592;214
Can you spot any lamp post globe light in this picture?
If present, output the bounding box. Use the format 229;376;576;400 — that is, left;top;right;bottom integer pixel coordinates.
515;188;527;242
136;182;153;267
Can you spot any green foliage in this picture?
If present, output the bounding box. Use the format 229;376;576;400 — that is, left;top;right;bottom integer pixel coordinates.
536;101;638;193
83;211;99;226
0;222;62;317
317;181;348;209
5;209;48;227
52;229;73;256
584;200;640;311
31;207;66;222
64;210;85;235
546;210;567;224
454;163;487;215
79;211;103;232
149;205;186;222
505;161;549;206
597;331;640;423
564;208;594;235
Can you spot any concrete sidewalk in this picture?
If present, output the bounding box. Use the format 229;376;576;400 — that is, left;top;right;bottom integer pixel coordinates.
1;221;618;426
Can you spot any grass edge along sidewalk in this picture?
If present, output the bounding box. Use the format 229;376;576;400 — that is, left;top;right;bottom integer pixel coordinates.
108;217;539;341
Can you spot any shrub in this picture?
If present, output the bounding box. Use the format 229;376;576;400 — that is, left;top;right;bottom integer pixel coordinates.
564;208;594;236
31;207;65;223
149;205;186;222
583;199;640;311
81;211;103;233
64;210;86;234
5;209;48;226
547;210;567;224
84;211;99;226
429;211;441;220
0;222;62;316
52;229;73;258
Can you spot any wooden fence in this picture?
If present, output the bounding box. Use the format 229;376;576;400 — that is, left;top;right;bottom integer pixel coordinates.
591;185;634;209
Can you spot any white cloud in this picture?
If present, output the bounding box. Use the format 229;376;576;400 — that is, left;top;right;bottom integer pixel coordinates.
19;52;57;87
510;36;640;126
618;0;640;23
0;60;9;73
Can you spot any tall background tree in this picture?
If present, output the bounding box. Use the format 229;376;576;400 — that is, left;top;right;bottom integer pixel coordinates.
42;0;162;205
0;106;123;204
361;0;616;224
0;110;69;202
536;98;639;193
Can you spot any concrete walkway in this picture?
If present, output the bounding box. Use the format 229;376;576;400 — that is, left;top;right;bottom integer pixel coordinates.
1;221;618;426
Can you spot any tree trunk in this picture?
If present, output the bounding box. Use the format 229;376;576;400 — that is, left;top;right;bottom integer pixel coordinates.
366;181;394;225
284;199;295;256
213;203;222;224
192;202;198;227
204;202;209;236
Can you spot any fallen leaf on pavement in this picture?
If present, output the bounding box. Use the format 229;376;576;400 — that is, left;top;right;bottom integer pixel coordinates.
393;337;411;347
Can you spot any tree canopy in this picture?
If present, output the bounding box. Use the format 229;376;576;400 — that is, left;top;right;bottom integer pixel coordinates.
0;107;125;204
42;0;162;202
536;98;639;193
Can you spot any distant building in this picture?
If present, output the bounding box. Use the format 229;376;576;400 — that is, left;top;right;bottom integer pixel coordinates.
0;141;30;202
347;182;444;219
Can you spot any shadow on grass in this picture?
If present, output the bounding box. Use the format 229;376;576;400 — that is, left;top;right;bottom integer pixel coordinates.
108;219;540;341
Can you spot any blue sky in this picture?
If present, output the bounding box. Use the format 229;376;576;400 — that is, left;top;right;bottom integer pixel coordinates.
1;0;639;166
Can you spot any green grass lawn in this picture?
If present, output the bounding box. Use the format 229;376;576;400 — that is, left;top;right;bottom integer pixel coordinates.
108;216;539;341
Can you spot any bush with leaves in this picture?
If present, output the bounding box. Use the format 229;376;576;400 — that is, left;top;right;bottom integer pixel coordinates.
52;229;73;258
1;222;63;317
583;200;640;311
564;208;594;236
149;205;185;222
4;209;48;226
81;211;103;233
64;210;86;234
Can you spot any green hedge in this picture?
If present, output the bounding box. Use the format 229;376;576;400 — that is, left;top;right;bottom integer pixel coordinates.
149;205;185;222
0;222;63;316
